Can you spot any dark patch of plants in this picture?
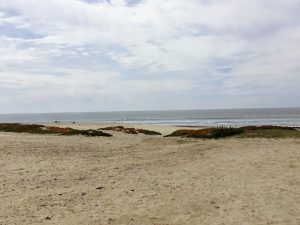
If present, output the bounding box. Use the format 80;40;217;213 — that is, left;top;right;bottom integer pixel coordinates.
211;126;244;138
165;127;244;139
242;125;297;131
165;125;300;139
100;126;161;135
136;129;161;135
62;129;112;137
0;123;48;134
0;123;112;137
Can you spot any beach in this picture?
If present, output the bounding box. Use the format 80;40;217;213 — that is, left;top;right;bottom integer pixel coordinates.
0;123;299;225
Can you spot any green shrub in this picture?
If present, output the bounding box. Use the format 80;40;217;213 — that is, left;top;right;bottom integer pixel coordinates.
212;126;245;138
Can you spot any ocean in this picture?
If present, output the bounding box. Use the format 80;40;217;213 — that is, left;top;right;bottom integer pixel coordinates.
0;108;300;127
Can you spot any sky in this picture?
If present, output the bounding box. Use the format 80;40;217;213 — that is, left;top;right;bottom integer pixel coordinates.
0;0;300;113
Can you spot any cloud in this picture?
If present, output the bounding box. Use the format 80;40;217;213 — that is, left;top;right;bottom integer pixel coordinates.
0;0;300;112
0;68;196;112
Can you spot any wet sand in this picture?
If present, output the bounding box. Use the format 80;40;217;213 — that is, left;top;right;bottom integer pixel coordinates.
0;123;299;225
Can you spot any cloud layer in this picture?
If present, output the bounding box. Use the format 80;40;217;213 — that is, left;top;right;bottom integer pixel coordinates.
0;0;299;113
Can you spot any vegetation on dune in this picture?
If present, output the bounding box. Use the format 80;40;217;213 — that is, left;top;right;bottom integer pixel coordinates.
59;129;112;137
0;123;47;134
165;128;213;138
0;123;162;137
165;127;244;139
165;125;300;139
212;127;245;138
1;123;299;139
239;126;300;138
0;123;112;137
136;128;161;135
99;126;161;135
243;125;297;131
100;126;138;134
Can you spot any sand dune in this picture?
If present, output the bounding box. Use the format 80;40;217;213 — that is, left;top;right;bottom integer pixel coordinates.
0;123;299;225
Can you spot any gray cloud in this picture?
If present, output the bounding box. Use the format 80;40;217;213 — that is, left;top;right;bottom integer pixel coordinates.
0;0;299;113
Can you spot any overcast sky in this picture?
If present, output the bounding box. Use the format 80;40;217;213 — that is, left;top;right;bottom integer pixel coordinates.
0;0;300;113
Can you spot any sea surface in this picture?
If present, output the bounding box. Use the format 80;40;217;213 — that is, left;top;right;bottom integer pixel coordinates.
0;108;300;127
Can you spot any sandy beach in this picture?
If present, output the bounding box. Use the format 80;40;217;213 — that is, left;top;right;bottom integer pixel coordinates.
0;123;299;225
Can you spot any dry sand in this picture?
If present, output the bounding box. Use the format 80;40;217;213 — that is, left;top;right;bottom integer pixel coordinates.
0;123;299;225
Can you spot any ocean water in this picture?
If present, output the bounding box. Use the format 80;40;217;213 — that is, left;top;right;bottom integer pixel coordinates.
0;108;300;127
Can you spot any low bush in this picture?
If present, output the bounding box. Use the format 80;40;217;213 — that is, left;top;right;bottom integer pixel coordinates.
165;125;300;139
212;127;245;138
100;126;161;135
0;123;112;137
165;127;243;139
